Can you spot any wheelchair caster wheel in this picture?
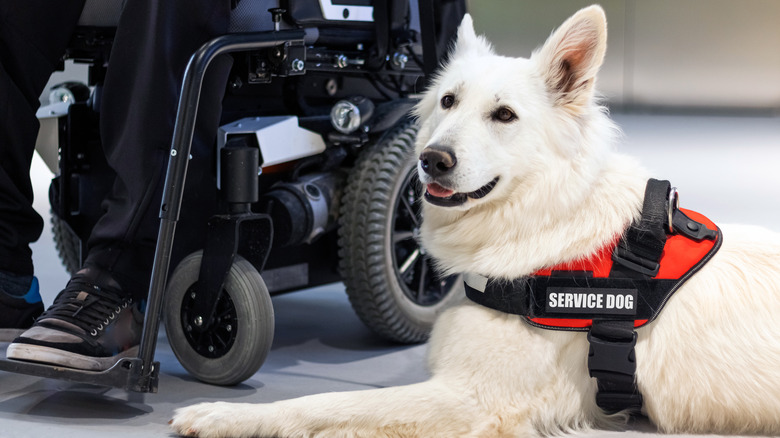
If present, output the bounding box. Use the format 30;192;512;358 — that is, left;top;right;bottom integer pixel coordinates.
164;251;274;386
338;120;463;344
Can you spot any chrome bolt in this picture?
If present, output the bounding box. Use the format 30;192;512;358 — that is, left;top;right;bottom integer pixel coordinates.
291;59;304;72
335;54;348;69
392;52;408;69
193;316;203;327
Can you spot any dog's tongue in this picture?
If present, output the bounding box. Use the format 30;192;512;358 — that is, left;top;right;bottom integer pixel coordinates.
426;183;455;198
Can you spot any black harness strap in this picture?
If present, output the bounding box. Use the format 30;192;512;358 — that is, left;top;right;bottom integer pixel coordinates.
591;179;672;413
365;0;389;70
612;179;670;277
464;277;533;316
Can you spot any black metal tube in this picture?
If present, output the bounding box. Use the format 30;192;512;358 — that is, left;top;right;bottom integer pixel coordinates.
138;30;306;378
418;0;438;80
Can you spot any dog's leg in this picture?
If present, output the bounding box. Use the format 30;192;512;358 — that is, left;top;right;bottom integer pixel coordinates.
171;303;602;438
170;378;515;438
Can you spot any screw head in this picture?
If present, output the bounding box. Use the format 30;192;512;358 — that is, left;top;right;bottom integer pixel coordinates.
392;52;408;69
335;54;348;69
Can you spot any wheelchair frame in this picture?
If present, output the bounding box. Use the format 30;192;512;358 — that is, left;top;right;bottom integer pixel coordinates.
0;1;458;392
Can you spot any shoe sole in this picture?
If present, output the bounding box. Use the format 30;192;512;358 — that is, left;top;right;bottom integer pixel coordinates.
6;343;140;371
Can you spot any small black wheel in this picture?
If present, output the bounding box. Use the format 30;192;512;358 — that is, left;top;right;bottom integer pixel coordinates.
338;120;463;344
50;211;80;275
164;251;274;386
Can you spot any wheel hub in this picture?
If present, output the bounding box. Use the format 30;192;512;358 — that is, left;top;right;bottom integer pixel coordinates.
180;285;238;358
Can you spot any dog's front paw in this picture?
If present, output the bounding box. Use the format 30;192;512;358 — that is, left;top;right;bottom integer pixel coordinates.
171;402;256;438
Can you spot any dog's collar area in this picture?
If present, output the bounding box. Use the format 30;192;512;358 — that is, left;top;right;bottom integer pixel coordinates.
424;177;499;207
464;179;722;414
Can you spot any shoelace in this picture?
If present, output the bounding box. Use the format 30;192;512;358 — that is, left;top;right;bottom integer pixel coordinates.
39;279;132;337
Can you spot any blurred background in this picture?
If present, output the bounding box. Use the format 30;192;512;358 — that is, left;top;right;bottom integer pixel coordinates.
46;1;780;112
466;0;780;112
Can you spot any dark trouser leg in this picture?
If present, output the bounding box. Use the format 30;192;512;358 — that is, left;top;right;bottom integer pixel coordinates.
0;0;85;276
84;0;232;298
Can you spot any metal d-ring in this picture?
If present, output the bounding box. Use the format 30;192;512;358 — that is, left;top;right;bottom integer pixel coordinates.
667;187;679;233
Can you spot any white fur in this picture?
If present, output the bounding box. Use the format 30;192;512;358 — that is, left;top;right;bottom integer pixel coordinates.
171;6;780;437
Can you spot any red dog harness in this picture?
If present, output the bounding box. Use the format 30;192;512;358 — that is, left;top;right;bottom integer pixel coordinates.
465;179;722;413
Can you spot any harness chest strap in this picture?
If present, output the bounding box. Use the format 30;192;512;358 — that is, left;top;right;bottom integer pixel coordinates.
464;179;722;413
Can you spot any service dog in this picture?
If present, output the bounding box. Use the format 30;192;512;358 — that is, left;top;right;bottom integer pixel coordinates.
171;6;780;436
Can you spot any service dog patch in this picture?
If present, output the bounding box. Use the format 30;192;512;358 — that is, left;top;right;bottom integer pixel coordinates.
546;287;637;316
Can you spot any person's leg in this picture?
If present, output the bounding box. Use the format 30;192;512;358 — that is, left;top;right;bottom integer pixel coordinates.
0;0;86;340
86;0;232;299
8;0;232;369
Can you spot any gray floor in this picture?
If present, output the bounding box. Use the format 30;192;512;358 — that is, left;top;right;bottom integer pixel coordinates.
1;112;778;437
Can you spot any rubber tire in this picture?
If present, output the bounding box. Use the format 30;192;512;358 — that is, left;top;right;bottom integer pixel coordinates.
51;211;80;275
338;121;463;344
164;251;274;386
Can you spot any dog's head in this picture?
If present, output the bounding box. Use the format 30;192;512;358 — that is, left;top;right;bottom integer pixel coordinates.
415;5;612;212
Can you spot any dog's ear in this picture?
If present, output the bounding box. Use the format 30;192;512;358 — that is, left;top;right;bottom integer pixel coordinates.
533;5;607;114
451;14;493;59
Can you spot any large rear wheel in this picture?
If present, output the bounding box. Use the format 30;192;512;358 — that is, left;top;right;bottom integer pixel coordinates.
338;121;463;344
50;212;80;275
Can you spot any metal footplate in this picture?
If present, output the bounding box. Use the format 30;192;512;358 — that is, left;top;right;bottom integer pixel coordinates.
0;356;159;393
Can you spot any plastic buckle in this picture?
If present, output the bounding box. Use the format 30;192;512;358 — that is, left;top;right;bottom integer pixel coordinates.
671;209;718;241
587;329;642;412
611;247;660;277
587;330;637;378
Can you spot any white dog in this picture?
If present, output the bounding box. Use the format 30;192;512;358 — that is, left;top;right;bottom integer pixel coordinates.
171;6;780;437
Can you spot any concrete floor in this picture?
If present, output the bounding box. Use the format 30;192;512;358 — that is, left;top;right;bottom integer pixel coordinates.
1;112;778;437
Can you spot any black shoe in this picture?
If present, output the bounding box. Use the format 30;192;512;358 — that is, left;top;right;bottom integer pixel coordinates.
7;267;143;371
0;277;44;342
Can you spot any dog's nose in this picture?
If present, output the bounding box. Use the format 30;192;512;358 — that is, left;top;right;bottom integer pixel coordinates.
419;147;457;178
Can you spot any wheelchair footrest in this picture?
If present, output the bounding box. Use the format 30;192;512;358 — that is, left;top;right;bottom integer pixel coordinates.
0;356;159;393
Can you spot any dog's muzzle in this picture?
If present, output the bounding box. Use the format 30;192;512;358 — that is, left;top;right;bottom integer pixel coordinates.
418;145;499;207
423;177;499;207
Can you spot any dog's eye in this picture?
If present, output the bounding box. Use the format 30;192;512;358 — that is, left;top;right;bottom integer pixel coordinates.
440;95;455;109
493;107;517;123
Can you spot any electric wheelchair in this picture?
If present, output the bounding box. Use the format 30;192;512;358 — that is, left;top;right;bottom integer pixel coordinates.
1;0;466;392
